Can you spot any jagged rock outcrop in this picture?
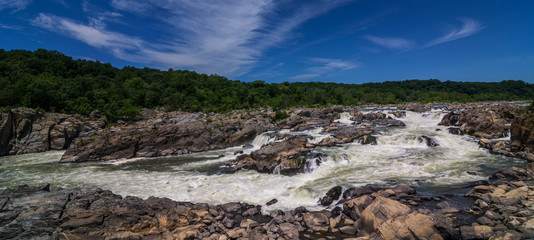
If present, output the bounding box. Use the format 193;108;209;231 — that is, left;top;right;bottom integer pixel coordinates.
0;108;102;156
228;135;310;174
60;111;277;162
402;103;431;112
276;106;344;131
226;126;374;174
417;135;440;147
439;104;516;138
351;112;406;127
59;107;355;163
320;125;375;146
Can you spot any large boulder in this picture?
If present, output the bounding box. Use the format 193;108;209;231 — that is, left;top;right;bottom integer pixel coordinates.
226;135;309;174
355;196;444;239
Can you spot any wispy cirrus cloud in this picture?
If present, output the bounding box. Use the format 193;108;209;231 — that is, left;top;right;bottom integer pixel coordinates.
0;0;32;12
32;0;351;76
289;58;360;80
0;23;21;30
424;18;485;47
32;13;143;50
363;35;416;51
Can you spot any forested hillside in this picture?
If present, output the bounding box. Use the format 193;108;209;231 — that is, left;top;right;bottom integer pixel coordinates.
1;49;532;121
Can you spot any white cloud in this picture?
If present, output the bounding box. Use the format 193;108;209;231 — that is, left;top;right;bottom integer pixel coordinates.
32;13;142;49
363;35;416;51
0;23;21;30
0;0;32;12
289;73;321;80
289;58;359;80
424;18;484;47
32;0;351;76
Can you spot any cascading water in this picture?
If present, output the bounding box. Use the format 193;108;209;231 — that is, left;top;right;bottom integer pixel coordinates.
334;112;354;125
0;111;525;213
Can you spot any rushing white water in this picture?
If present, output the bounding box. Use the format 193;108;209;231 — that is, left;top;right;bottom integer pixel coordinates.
0;111;525;213
335;112;354;125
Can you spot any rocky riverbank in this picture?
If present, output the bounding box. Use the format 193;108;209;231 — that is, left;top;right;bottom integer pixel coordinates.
437;102;534;162
0;108;103;156
58;106;407;176
2;101;534;239
1;163;532;239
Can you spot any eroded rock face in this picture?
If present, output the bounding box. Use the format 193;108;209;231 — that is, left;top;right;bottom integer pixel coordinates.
60;107;351;163
61;111;277;163
0;108;102;156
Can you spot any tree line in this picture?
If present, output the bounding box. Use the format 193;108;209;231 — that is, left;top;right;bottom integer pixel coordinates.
1;49;532;122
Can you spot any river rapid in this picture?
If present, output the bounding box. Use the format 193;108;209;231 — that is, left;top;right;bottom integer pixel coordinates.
0;110;525;212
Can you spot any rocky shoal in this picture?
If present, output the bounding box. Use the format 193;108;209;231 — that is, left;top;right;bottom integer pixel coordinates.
1;163;533;240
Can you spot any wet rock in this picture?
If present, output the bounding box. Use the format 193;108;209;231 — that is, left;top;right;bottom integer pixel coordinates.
323;125;374;145
417;135;439;147
343;186;375;199
448;127;463;135
241;143;253;149
351;112;405;126
404;103;430;113
227;135;309;174
360;134;377;145
266;199;278;206
319;186;342;206
392;185;416;196
390;111;406;118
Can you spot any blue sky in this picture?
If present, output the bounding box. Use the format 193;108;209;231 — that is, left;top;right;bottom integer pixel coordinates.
1;0;533;83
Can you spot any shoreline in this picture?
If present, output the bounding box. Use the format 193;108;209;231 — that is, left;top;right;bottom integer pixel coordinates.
1;162;532;239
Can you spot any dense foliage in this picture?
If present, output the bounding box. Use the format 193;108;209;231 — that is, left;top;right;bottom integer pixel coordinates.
1;49;533;121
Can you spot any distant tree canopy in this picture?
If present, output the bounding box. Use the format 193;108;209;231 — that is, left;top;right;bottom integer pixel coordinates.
1;49;533;121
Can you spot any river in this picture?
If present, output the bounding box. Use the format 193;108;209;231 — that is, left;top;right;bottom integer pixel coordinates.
0;110;525;212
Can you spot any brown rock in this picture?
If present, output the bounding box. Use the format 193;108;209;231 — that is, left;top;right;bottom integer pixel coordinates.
405;212;443;240
356;196;411;234
303;212;330;232
461;225;494;240
343;195;374;220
